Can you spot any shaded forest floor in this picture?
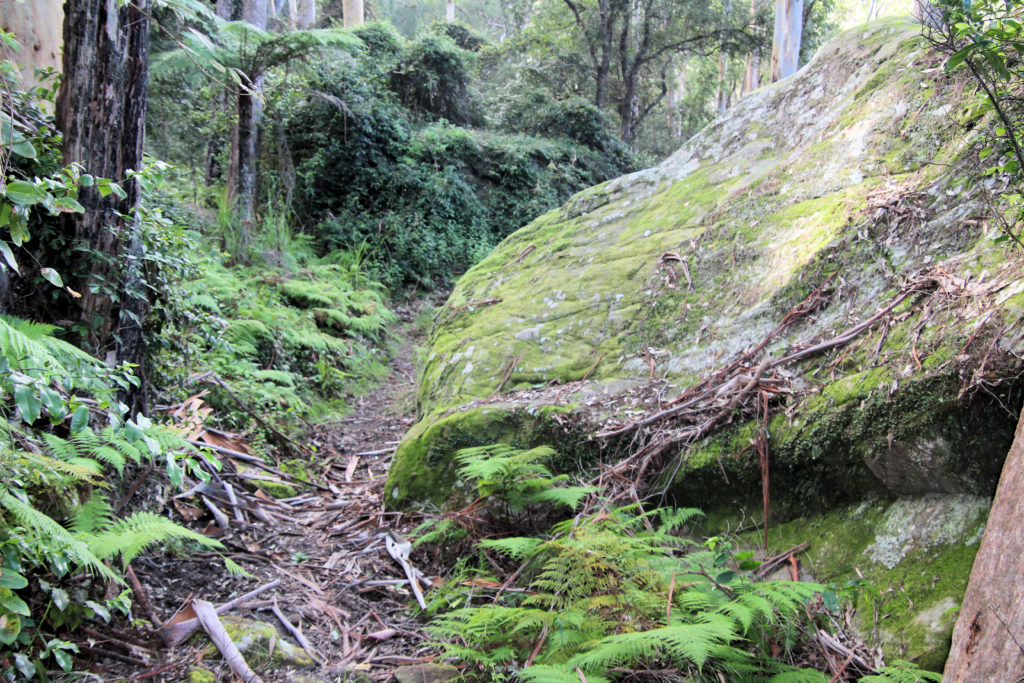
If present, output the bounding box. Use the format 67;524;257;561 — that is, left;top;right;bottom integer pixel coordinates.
87;300;443;682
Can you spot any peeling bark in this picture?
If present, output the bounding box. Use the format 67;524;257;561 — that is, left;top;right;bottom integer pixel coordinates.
770;0;802;81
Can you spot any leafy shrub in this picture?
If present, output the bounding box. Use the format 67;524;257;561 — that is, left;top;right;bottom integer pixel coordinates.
283;50;635;289
390;28;483;126
501;90;631;159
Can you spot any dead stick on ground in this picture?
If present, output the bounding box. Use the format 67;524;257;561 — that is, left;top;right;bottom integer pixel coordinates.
581;352;606;382
447;297;502;312
186;439;330;492
271;599;324;665
490;355;519;397
501;244;535;270
126;564;162;629
157;579;281;647
193;599;262;683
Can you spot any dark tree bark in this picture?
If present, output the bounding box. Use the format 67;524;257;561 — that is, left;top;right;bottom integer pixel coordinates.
225;0;267;245
944;407;1024;681
56;0;151;411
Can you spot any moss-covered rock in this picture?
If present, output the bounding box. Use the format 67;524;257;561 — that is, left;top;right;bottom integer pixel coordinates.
749;494;988;670
203;614;315;668
388;17;1024;511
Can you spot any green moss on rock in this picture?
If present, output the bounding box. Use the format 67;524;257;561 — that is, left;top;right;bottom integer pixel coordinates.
746;495;988;671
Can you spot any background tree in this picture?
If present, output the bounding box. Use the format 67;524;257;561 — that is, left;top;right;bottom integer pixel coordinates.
771;0;803;80
519;0;765;143
156;19;360;251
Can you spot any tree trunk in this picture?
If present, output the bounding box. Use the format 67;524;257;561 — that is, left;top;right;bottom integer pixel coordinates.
56;0;150;404
226;0;267;244
342;0;363;27
742;0;763;95
298;0;315;28
770;0;803;82
446;0;455;22
943;407;1024;681
288;0;298;29
0;0;63;90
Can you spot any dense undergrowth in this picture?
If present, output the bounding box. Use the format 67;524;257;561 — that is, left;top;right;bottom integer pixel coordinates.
150;20;635;290
413;445;942;683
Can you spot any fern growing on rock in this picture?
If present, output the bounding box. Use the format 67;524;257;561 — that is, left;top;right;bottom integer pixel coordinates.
426;446;829;682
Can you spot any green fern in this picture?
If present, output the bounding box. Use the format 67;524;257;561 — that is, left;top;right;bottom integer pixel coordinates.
860;660;944;683
428;502;828;681
69;492;114;535
86;510;222;567
0;492;118;582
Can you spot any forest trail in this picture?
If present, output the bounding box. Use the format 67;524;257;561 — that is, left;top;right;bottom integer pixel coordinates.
98;301;440;683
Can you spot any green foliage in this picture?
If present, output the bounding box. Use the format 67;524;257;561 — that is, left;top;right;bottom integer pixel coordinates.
283;46;634;288
860;660;944;682
454;444;596;515
391;26;484;126
500;91;632;161
931;0;1024;245
428;500;827;682
154;255;396;432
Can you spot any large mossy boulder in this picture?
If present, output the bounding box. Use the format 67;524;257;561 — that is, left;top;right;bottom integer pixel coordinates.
388;17;1023;509
387;16;1024;669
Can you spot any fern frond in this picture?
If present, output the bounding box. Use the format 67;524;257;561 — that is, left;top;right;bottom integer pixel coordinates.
768;669;831;682
569;618;741;672
42;433;81;461
86;511;222;566
520;665;611;683
478;536;543;561
526;485;597;510
0;491;118;581
69;492;114;535
860;660;944;683
18;451;98;481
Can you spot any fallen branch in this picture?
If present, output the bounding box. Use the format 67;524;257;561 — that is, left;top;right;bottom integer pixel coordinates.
501;244;535;270
157;579;281;647
447;297;502;313
192;599;262;683
271;599;324;666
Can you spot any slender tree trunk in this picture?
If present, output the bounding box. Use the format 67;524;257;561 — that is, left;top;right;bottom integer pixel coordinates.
226;0;267;247
298;0;315;28
56;0;150;405
288;0;298;28
716;52;729;113
343;0;363;27
944;407;1024;681
770;0;803;81
742;0;763;95
446;0;455;22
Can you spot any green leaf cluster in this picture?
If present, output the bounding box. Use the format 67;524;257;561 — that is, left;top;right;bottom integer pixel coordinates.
429;499;827;682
